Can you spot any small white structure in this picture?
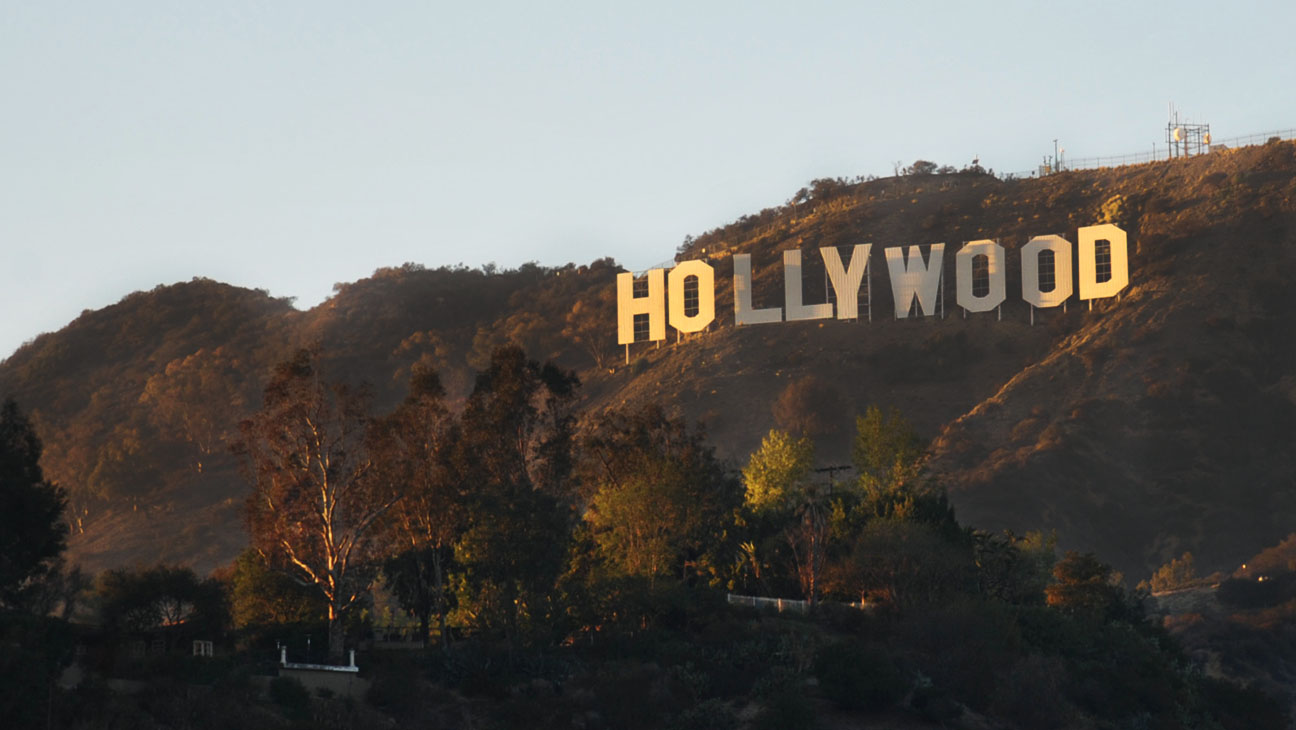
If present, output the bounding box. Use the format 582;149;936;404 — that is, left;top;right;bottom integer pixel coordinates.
278;648;368;699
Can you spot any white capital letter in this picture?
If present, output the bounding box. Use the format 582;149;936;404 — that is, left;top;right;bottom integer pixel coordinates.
733;254;782;325
784;250;833;321
1021;235;1073;308
616;269;666;344
885;244;945;318
955;240;1007;313
821;244;871;320
668;260;716;333
1077;224;1129;300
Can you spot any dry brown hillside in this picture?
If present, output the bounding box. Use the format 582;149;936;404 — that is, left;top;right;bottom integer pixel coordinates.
4;142;1294;578
928;143;1296;577
597;143;1296;578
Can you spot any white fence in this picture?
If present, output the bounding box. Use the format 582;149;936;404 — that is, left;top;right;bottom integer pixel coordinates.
726;593;873;614
1008;127;1296;178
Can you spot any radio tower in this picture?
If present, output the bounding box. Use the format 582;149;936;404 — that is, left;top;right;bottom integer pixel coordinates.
1166;103;1211;158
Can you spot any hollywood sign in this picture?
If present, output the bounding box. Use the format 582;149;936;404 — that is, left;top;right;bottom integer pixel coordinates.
616;223;1129;344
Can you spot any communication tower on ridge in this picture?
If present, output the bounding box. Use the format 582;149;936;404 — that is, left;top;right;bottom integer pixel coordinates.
1166;103;1211;158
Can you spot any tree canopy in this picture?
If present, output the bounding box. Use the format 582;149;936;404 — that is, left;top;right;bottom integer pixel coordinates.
743;429;832;603
0;398;67;610
98;564;227;638
237;349;399;658
581;404;740;584
742;429;815;514
371;363;460;647
452;346;579;641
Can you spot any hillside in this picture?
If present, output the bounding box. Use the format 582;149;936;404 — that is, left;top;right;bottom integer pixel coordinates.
928;143;1296;575
3;142;1295;579
1149;533;1296;722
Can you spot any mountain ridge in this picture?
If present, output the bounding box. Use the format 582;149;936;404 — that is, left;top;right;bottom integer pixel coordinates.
5;141;1295;580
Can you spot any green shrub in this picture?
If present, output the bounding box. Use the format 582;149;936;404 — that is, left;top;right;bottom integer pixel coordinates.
1099;194;1127;224
1148;552;1198;592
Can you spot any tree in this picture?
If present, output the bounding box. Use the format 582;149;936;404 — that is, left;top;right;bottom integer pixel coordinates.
138;347;254;472
469;310;561;371
85;423;164;509
1045;551;1134;622
837;518;975;610
771;375;841;439
24;559;91;620
371;364;461;648
98;564;227;643
848;405;956;532
227;548;326;630
382;546;453;648
562;288;618;370
743;430;831;604
457;345;579;498
973;530;1056;605
452;346;578;642
819;407;968;606
0;398;67;610
851;405;924;487
1146;552;1197;593
581;404;740;585
587;462;689;582
236;350;399;659
744;430;815;512
392;330;473;399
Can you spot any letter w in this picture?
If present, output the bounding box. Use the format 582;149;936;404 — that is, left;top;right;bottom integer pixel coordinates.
884;244;945;319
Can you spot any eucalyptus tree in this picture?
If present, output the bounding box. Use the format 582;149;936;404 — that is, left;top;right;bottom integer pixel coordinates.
371;364;460;648
452;345;578;643
237;350;399;660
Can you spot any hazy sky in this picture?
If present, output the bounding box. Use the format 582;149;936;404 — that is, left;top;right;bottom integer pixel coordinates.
4;1;1295;359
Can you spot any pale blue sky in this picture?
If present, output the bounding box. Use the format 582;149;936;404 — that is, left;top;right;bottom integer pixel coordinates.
3;1;1294;359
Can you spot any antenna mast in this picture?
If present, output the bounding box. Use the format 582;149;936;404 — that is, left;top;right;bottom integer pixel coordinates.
1166;102;1212;158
